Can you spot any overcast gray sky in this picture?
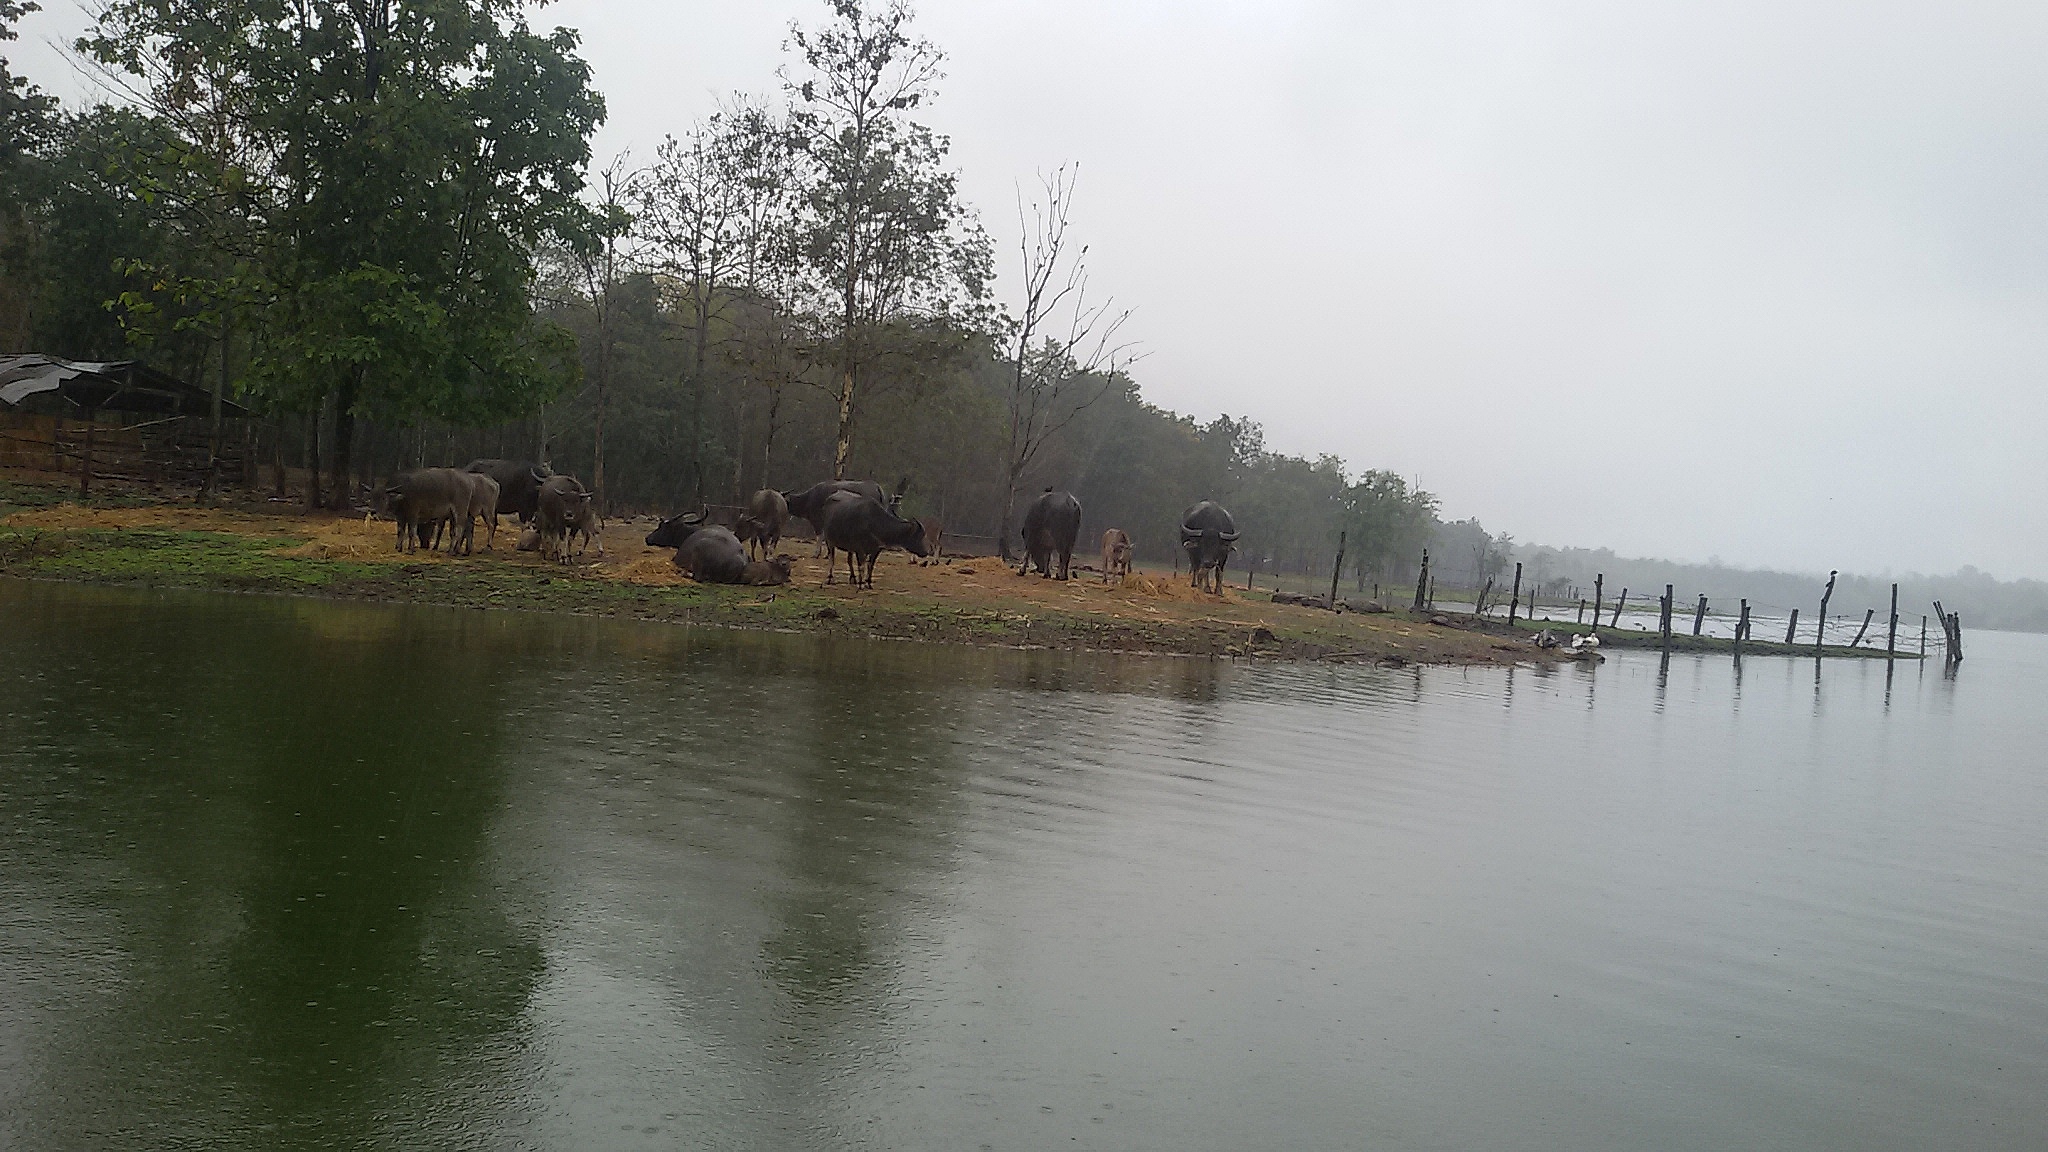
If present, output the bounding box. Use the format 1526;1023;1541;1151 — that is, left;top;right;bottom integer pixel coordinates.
16;1;2047;578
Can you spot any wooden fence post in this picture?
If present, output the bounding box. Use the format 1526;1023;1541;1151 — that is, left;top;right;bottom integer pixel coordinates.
1887;583;1898;658
1785;608;1800;645
79;408;97;499
1660;585;1673;649
1950;613;1964;663
1920;615;1927;657
1328;530;1345;609
1508;562;1522;626
1692;594;1708;636
1611;589;1628;628
1735;600;1749;658
1591;575;1604;633
1528;585;1537;622
1577;599;1586;625
1815;570;1837;654
1850;608;1875;648
1412;550;1429;612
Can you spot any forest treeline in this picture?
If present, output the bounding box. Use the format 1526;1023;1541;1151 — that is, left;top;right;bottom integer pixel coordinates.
0;0;1446;577
2;1;2042;623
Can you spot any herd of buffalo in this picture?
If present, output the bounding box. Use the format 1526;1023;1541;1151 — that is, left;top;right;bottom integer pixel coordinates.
381;462;1243;592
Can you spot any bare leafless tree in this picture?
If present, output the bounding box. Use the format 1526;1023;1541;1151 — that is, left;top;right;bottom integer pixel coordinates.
995;164;1138;560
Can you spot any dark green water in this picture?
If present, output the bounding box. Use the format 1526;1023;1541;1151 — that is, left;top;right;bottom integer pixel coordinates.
3;580;2045;1150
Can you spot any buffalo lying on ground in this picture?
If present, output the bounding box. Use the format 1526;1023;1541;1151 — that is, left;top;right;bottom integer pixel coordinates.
821;493;928;587
736;488;789;559
1101;528;1133;583
1179;501;1239;593
534;475;591;564
672;525;792;585
463;459;550;523
385;468;475;555
645;511;706;550
1019;489;1082;580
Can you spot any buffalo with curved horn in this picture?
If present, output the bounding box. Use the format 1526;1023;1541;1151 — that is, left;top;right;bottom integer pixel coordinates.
1179;501;1239;593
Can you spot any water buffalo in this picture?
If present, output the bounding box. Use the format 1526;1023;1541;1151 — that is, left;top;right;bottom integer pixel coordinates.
1101;528;1133;583
458;472;501;552
1179;501;1239;593
1020;489;1082;580
736;488;789;559
672;525;793;585
463;459;551;522
783;478;906;555
821;493;928;588
645;511;706;550
534;475;590;564
385;468;474;555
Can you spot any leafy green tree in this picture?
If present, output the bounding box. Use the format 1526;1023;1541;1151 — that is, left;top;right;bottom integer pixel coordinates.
82;0;605;503
783;0;990;477
0;0;57;344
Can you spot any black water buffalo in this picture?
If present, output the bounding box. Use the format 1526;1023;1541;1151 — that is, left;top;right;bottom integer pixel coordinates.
645;511;706;550
463;459;551;522
385;468;476;554
783;478;907;552
1179;501;1239;593
672;525;793;585
736;488;789;560
821;493;928;588
1019;489;1082;580
534;475;590;564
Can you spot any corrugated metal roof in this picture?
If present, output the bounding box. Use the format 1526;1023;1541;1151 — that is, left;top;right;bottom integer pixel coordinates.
0;355;249;415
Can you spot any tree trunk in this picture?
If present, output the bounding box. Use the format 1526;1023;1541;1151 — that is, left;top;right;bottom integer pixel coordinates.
327;380;357;509
833;366;855;479
304;406;324;510
995;462;1022;563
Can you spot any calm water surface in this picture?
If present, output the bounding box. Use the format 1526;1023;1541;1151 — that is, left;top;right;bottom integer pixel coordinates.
2;581;2044;1150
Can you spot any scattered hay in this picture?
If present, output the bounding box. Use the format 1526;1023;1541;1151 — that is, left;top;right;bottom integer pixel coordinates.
275;515;416;561
600;552;693;586
1115;571;1236;604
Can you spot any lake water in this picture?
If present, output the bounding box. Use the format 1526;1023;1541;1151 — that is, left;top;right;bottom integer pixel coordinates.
2;580;2044;1150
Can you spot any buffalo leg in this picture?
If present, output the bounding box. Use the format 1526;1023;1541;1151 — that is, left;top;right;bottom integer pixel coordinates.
824;546;837;585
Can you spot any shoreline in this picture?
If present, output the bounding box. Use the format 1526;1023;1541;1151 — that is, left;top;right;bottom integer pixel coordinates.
0;478;1909;666
0;483;1533;666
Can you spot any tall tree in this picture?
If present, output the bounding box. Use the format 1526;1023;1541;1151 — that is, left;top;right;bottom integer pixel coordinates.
82;0;605;504
994;164;1134;560
782;0;989;477
0;0;59;345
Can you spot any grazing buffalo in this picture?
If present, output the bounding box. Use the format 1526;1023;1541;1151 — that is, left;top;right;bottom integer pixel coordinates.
736;488;789;560
385;468;475;555
1179;501;1239;593
672;525;793;586
1101;528;1133;583
463;459;551;523
1019;489;1082;580
783;478;907;554
458;472;501;552
821;493;929;588
645;510;706;550
534;475;591;564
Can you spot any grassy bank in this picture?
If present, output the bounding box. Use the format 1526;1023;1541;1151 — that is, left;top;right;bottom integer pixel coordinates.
0;471;1554;666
